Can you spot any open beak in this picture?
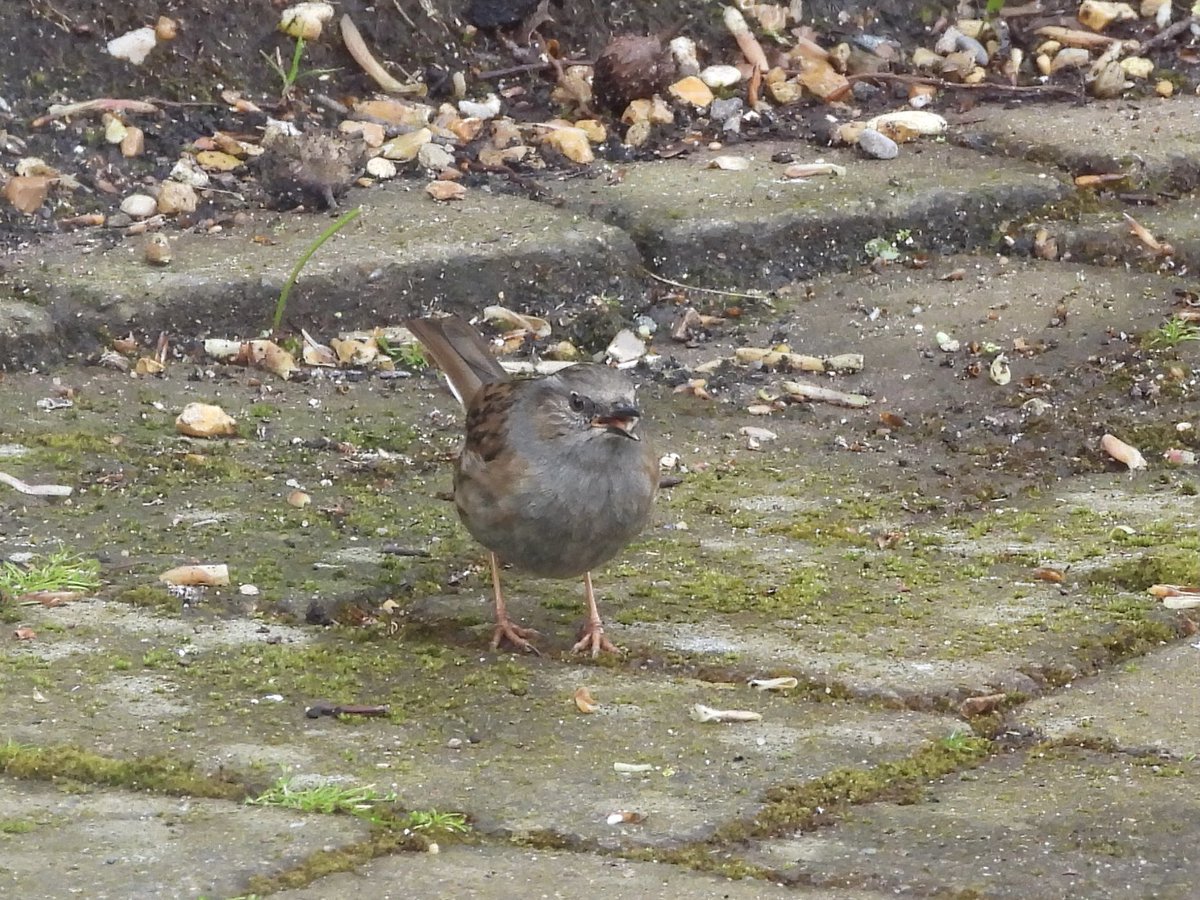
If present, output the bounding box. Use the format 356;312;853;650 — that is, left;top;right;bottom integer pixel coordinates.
591;404;641;440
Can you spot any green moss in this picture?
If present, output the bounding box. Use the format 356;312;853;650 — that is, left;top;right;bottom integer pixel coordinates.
0;818;38;834
113;584;177;612
1086;551;1200;591
719;733;992;840
623;845;780;882
243;827;435;894
0;741;246;799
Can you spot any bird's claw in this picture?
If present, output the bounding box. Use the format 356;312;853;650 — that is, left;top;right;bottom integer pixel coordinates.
572;622;620;657
491;619;541;655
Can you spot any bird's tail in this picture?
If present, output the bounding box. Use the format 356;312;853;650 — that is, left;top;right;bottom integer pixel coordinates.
405;315;509;408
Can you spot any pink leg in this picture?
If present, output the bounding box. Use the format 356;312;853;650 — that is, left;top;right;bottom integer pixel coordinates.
571;571;620;657
489;552;540;654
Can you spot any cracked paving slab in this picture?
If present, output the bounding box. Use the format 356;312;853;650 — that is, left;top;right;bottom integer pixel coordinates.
552;141;1069;285
274;843;891;900
956;95;1200;191
0;776;370;900
0;606;963;849
737;747;1200;898
0;182;642;366
1021;641;1200;757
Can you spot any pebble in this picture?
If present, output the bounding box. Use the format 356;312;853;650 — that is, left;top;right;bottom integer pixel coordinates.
366;156;397;179
119;193;158;218
699;64;743;88
417;143;455;170
858;128;898;160
851;81;882;102
157;180;197;215
709;97;743;126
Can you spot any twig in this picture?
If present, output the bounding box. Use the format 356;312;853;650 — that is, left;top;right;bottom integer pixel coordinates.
310;92;351;116
32;98;159;127
641;269;771;302
143;98;227;108
997;1;1048;17
381;544;432;557
0;471;73;497
463;160;560;202
305;701;390;718
1139;15;1200;54
476;58;591;80
846;72;1078;96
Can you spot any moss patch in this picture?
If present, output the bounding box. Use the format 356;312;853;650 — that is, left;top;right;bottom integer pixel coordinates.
0;741;248;799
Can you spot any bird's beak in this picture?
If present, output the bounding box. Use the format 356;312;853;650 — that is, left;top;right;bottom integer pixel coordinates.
591;404;641;440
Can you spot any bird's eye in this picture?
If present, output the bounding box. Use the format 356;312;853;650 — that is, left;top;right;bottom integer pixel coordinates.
569;392;586;412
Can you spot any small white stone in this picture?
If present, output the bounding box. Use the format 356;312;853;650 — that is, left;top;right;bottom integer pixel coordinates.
107;27;157;65
366;156;397;179
458;93;501;119
104;117;127;145
119;193;158;218
605;328;646;364
700;64;743;88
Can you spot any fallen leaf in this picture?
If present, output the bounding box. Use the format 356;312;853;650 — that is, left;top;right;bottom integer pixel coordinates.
159;563;230;586
574;686;598;713
21;590;84;607
426;180;466;201
1100;433;1146;470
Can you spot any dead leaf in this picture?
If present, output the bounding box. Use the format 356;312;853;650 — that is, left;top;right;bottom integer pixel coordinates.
574;686;598;713
21;590;84;607
1124;213;1173;257
159;563;230;586
958;692;1007;717
426;180;466;201
708;155;750;171
1100;433;1147;470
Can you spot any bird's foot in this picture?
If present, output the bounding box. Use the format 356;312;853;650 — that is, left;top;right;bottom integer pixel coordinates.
572;620;620;657
490;617;541;655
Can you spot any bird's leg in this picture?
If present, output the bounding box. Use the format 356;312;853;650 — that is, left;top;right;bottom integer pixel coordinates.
572;571;620;657
489;552;540;654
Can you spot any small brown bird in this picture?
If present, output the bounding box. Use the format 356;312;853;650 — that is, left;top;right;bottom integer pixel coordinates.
407;315;658;656
256;128;366;211
592;33;677;115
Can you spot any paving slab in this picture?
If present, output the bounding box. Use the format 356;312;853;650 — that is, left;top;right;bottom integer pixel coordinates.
553;141;1069;285
276;843;888;900
740;747;1200;897
0;181;642;367
1021;642;1200;756
1;135;1080;369
956;96;1200;191
0;598;962;848
0;776;370;899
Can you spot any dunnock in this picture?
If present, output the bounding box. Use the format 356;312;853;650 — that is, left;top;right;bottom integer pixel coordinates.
407;315;658;656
